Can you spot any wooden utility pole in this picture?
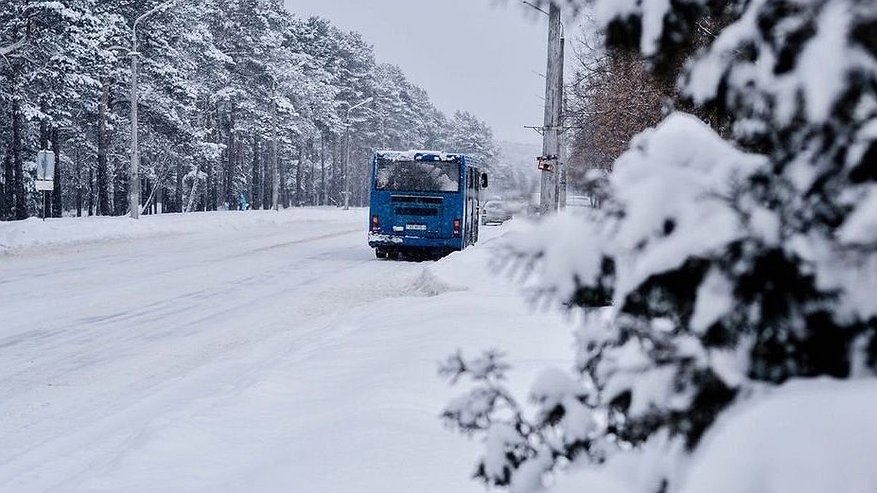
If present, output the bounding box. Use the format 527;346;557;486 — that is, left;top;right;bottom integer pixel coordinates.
557;36;567;210
539;3;563;215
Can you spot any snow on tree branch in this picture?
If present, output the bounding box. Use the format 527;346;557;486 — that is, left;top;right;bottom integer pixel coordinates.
444;1;877;491
0;35;26;57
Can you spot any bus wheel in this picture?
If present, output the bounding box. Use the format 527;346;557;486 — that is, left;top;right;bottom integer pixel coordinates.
375;249;388;259
387;250;400;261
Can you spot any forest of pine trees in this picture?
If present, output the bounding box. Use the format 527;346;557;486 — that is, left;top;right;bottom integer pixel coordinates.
0;0;498;221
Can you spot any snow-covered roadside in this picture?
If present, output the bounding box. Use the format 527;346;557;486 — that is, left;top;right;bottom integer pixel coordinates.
137;244;573;493
0;208;352;255
0;211;574;493
680;377;877;493
5;209;873;493
552;377;877;493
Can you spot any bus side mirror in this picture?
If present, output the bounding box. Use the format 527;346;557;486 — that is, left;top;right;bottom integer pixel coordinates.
481;173;488;189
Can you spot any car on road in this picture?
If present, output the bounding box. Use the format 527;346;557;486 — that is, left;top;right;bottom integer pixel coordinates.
481;200;512;225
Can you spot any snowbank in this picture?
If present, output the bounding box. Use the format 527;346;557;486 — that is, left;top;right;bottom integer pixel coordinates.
681;378;877;493
0;215;575;493
553;378;877;493
0;208;354;255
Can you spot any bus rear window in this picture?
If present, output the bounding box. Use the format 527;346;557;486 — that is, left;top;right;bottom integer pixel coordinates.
375;160;460;192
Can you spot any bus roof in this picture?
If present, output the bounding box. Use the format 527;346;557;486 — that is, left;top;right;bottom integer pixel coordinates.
374;150;477;165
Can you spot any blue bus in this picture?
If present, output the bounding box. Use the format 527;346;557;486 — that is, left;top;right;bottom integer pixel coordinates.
368;150;488;260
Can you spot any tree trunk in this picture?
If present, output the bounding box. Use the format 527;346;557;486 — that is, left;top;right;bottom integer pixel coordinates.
39;101;49;150
96;81;110;215
114;157;129;216
251;135;261;209
236;135;244;208
185;164;200;213
51;127;62;217
142;178;151;215
205;103;217;211
224;105;235;209
320;133;326;206
175;160;183;213
296;144;303;206
152;182;165;214
206;159;215;211
1;133;11;220
280;153;288;208
11;98;27;220
87;168;94;216
75;147;83;217
1;141;11;220
262;143;269;210
308;139;319;205
333;138;342;205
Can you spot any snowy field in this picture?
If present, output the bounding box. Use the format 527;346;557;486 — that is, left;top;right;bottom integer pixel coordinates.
0;208;572;493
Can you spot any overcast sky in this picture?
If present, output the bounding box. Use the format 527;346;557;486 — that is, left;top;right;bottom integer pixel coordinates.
283;0;559;147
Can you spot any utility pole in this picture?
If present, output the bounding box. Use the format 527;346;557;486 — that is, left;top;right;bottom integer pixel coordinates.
557;37;567;210
540;2;563;215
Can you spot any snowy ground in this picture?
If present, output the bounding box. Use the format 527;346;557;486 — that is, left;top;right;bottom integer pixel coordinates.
0;208;572;493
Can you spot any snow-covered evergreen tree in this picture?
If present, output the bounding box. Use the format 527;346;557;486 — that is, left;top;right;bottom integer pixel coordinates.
449;110;497;164
444;1;877;491
0;1;492;218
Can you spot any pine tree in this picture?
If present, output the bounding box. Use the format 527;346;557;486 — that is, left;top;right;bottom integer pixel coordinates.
0;1;493;220
444;1;877;491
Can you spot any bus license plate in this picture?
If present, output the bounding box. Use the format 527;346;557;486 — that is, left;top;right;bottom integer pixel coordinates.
406;224;426;231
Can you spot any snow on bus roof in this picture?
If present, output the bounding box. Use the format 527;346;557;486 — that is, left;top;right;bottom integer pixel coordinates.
375;150;465;162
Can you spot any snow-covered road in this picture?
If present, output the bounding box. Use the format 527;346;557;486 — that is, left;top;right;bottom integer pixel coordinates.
0;209;571;493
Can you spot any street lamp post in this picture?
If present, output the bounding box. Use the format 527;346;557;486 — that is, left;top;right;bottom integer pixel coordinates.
343;97;373;211
129;0;176;219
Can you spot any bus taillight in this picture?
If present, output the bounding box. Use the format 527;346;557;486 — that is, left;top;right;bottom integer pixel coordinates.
371;215;380;232
453;218;461;237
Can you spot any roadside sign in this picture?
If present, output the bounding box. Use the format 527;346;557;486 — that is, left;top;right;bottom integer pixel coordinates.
36;150;55;190
36;150;55;180
537;155;556;172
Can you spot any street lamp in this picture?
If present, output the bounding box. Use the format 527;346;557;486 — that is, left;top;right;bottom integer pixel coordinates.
129;0;177;219
522;0;549;16
343;97;373;211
